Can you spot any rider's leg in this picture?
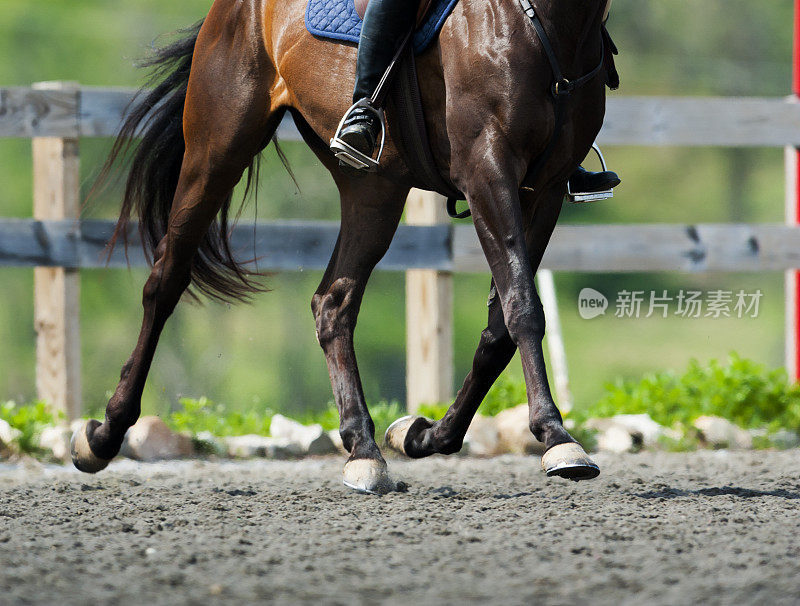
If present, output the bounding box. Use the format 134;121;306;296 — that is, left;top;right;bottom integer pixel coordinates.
336;0;416;157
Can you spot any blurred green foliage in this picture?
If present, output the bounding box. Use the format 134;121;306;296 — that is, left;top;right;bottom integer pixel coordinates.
0;400;62;454
166;396;273;437
577;353;800;433
0;1;795;423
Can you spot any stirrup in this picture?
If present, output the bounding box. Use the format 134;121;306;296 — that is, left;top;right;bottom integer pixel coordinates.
329;99;387;171
567;143;615;203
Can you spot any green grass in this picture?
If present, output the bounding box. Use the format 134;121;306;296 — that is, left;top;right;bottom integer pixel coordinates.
574;353;800;434
7;351;800;459
166;397;273;437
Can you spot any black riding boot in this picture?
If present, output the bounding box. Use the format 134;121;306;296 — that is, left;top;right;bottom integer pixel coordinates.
568;166;621;193
336;0;417;159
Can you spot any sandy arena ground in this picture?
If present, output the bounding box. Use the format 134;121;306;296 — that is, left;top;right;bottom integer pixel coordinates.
1;450;799;605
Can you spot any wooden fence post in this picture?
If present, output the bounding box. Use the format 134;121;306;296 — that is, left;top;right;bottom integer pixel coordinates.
32;81;82;421
405;190;453;413
536;269;573;414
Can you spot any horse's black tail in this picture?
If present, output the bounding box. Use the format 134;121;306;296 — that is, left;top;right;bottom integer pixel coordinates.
102;19;265;303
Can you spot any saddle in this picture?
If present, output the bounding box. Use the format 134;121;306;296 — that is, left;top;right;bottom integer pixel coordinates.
353;0;436;27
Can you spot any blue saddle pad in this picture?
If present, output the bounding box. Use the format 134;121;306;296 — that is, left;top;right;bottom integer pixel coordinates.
305;0;459;54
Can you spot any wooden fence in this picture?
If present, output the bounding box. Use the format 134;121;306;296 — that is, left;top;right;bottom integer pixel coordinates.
4;82;800;418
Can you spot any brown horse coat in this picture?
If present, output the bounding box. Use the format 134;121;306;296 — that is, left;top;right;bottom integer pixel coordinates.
72;0;609;490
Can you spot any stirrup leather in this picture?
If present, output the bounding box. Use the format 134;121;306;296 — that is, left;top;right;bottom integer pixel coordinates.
567;144;614;203
330;99;387;171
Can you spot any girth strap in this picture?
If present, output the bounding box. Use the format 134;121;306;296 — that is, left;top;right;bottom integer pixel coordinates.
390;44;464;205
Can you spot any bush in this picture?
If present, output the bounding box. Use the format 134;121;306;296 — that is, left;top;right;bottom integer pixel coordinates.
0;401;62;454
166;397;273;437
576;353;800;433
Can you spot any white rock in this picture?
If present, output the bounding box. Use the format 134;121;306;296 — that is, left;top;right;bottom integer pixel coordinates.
268;414;336;455
693;415;752;449
586;414;668;450
223;434;302;459
494;404;546;455
224;434;269;458
0;419;22;445
596;425;635;454
38;426;72;461
120;416;195;461
463;414;500;456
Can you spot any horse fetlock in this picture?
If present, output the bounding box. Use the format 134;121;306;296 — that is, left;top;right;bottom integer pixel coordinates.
433;433;464;456
530;418;572;449
340;423;379;459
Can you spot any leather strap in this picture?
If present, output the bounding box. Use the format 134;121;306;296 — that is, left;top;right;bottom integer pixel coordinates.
391;44;463;204
518;0;605;193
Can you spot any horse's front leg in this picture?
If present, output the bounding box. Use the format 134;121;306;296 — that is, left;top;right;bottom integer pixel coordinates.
397;144;597;479
311;175;409;494
470;172;597;479
388;186;564;458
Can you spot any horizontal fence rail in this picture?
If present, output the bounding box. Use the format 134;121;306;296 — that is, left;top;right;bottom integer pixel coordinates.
4;81;800;418
4;219;800;273
1;87;800;146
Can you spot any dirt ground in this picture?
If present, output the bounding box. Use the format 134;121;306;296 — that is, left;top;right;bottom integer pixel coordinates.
0;450;799;605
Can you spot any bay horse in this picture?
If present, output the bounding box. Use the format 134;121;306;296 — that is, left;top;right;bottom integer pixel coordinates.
71;0;610;493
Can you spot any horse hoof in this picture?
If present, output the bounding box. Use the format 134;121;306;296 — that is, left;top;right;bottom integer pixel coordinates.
541;442;600;481
70;420;111;474
342;458;394;495
384;415;429;456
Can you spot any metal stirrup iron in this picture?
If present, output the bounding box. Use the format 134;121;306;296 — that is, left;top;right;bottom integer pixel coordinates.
330;99;387;171
567;144;615;203
330;31;413;171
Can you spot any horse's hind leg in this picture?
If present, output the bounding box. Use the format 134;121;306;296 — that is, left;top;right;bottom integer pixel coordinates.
311;176;409;494
71;12;279;472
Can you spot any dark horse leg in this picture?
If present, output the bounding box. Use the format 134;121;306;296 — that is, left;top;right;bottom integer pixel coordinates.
388;185;563;455
387;158;598;480
71;10;280;472
311;172;409;494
